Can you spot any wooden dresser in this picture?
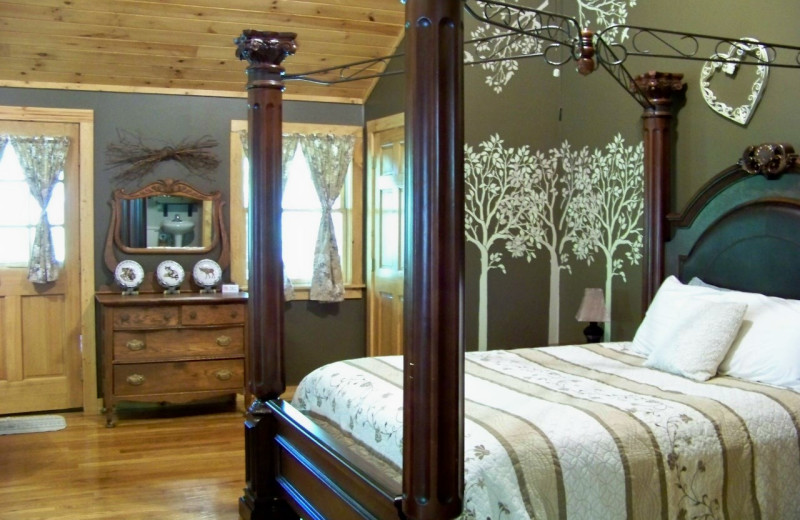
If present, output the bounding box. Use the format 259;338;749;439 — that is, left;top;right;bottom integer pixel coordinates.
96;292;248;426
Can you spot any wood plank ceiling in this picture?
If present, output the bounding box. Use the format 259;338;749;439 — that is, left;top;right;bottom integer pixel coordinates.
0;0;406;104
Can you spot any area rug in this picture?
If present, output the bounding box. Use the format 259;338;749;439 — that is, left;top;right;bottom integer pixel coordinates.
0;414;66;435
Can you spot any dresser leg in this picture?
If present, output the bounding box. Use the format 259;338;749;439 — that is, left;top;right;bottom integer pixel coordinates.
104;405;116;428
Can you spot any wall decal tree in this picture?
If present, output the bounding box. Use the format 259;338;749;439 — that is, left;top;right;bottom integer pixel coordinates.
575;0;637;43
465;0;550;94
464;134;544;351
507;140;597;345
571;134;644;340
465;133;643;348
466;0;637;93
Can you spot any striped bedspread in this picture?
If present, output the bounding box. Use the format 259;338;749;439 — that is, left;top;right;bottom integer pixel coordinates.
292;343;800;519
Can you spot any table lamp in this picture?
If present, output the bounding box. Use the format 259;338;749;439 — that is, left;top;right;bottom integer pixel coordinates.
575;288;608;343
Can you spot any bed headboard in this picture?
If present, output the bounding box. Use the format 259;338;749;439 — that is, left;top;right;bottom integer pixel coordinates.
665;143;800;300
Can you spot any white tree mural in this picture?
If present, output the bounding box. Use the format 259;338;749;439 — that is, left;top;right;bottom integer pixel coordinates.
575;0;637;43
464;135;546;351
507;140;597;345
568;134;644;340
464;133;643;348
464;0;550;94
466;0;637;93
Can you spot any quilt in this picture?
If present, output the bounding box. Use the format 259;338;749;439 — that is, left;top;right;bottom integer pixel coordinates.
292;343;800;520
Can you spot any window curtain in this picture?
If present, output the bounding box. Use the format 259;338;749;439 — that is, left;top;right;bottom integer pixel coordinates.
0;136;8;160
300;133;355;302
238;130;301;300
9;136;70;284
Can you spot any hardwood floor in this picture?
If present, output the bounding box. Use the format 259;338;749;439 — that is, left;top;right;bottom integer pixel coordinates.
0;400;246;519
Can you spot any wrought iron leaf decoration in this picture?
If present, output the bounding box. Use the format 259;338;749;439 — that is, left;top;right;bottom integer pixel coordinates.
106;130;220;183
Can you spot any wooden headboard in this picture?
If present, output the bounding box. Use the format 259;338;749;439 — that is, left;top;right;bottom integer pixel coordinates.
665;143;800;299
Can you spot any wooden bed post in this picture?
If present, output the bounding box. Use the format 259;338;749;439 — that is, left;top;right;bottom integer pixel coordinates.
235;30;298;520
635;71;686;309
403;1;465;519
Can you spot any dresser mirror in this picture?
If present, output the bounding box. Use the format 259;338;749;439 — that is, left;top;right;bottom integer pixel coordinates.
103;179;230;273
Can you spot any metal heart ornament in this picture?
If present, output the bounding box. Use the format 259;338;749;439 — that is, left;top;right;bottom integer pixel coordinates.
700;38;769;125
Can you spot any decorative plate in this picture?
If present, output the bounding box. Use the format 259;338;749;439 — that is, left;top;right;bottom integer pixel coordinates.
155;260;185;289
192;259;222;289
114;260;145;290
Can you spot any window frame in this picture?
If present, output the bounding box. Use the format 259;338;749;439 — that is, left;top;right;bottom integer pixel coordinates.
229;120;364;299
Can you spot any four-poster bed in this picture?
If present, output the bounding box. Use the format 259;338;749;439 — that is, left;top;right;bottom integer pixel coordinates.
234;1;800;519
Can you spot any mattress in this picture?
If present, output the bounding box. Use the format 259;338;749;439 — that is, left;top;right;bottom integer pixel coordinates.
292;343;800;519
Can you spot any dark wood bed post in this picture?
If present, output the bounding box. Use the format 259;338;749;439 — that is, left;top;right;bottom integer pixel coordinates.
403;1;465;519
634;71;686;308
235;30;298;520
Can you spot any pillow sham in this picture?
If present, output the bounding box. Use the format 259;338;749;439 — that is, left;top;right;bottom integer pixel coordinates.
643;299;747;381
631;276;720;356
687;277;800;391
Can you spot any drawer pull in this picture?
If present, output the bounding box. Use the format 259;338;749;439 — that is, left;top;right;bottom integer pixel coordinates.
215;370;232;381
230;310;239;319
120;314;130;323
189;311;197;320
216;335;232;347
126;339;145;351
126;374;145;386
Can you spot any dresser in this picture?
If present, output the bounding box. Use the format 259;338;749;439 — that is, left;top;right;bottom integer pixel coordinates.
96;292;248;426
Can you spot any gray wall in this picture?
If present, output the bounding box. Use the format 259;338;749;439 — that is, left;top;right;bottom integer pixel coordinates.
365;0;800;349
0;86;365;384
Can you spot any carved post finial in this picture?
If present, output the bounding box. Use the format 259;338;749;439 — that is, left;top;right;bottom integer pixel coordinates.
633;71;687;112
234;30;297;67
235;31;297;91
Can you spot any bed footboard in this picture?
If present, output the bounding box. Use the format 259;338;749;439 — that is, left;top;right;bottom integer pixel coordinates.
240;399;403;520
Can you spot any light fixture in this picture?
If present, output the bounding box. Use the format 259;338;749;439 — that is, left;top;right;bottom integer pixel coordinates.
575;288;609;343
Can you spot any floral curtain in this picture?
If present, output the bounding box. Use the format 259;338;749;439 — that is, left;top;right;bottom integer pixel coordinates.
238;130;301;300
300;133;356;302
8;135;70;284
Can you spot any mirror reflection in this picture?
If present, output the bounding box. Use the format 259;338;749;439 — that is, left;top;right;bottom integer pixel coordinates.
119;195;214;249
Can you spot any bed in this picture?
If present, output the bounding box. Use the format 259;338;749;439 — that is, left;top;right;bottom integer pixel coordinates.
234;2;800;519
293;342;800;519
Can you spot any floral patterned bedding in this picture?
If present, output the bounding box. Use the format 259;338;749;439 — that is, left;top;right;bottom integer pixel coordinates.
292;343;800;520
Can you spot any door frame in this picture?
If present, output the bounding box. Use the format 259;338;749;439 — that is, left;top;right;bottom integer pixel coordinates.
366;112;404;357
0;106;97;413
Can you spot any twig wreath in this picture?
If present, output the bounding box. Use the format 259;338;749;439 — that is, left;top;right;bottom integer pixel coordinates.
106;129;220;183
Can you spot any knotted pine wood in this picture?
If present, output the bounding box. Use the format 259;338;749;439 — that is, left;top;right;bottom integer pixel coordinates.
0;403;245;519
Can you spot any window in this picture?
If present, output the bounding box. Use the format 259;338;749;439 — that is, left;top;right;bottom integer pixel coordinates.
0;143;65;266
230;121;363;298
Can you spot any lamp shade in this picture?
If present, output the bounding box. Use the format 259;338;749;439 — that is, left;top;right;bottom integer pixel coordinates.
575;288;609;322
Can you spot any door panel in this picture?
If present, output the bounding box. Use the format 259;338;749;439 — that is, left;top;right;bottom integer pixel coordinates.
367;116;405;357
23;295;67;377
0;120;82;414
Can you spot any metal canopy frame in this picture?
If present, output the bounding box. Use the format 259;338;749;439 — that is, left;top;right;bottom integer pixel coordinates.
284;0;800;109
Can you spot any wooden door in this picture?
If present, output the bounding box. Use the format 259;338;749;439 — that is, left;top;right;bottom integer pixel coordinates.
367;114;405;357
0;120;83;414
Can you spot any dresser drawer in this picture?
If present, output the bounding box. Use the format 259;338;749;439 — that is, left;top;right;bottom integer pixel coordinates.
113;327;244;362
181;304;246;326
113;306;180;329
114;359;244;396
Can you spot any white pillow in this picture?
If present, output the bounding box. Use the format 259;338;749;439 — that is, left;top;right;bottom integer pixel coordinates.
687;277;800;390
631;276;721;356
643;299;747;381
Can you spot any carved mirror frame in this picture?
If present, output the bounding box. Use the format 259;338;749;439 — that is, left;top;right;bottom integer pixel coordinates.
103;178;230;272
